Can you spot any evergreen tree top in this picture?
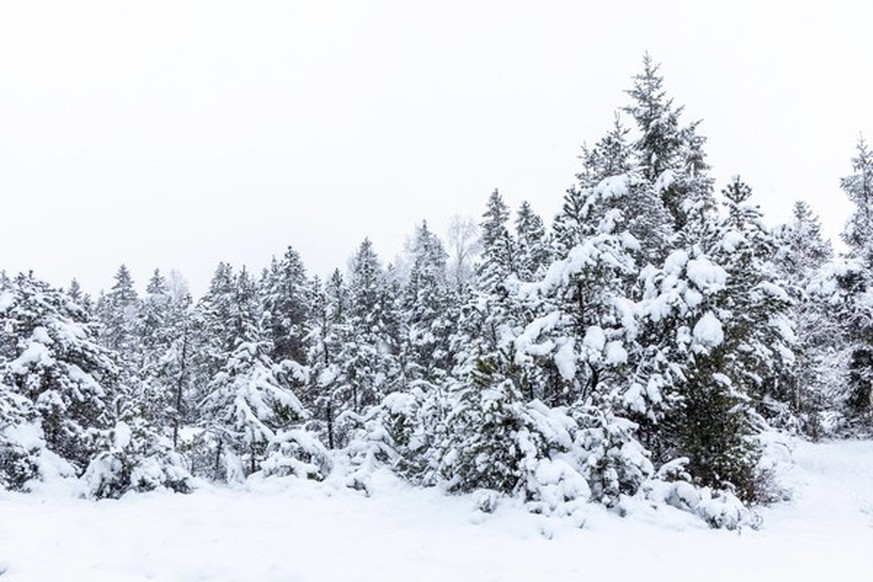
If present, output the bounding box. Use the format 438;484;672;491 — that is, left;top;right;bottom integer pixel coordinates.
146;269;167;297
108;264;138;305
840;135;873;256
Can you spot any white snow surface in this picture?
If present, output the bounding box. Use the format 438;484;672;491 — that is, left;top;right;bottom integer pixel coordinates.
582;325;606;352
8;341;55;375
0;290;13;311
653;168;674;192
721;230;745;252
692;311;724;349
553;339;576;380
685;257;728;291
1;439;872;581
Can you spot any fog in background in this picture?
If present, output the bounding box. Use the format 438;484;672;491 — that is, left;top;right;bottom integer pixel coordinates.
1;1;870;296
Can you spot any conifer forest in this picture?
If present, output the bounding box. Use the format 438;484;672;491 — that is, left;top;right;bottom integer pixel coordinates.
2;56;873;579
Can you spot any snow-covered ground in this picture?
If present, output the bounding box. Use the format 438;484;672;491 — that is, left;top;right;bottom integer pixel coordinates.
1;438;871;582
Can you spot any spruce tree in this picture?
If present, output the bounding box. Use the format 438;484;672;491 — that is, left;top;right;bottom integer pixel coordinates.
551;186;587;258
402;222;455;383
477;190;517;290
623;54;714;234
96;265;141;379
640;178;792;501
1;272;118;475
1;379;51;489
841;137;873;258
515;201;550;282
837;137;873;419
346;239;401;407
623;54;683;184
196;267;317;480
712;178;794;411
136;270;195;446
261;246;310;365
305;271;353;449
191;262;238;398
774;202;834;434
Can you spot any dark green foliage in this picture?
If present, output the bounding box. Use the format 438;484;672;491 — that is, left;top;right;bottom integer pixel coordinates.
440;357;526;494
847;349;873;415
668;354;763;502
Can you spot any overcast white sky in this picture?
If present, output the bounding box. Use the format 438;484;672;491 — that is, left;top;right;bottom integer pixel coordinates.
1;1;871;297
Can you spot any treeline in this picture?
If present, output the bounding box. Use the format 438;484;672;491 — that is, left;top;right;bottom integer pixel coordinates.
2;55;870;529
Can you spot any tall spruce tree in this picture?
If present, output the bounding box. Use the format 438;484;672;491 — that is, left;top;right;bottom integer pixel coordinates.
305;271;354;450
346;239;401;404
196;267;316;480
837;137;873;419
261;246;310;365
515;201;550;282
135;270;195;447
640;178;792;501
774;202;835;434
96;265;141;382
402;222;455;384
623;54;714;235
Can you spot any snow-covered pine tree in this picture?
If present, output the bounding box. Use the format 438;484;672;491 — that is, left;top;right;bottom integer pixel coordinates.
261;246;310;366
189;262;238;405
197;267;320;480
136;270;195;446
477;190;517;289
623;54;683;217
1;273;117;475
515;201;550;282
774;201;835;434
345;239;401;406
305;271;353;450
640;178;792;502
133;270;173;423
516;174;654;504
553;115;671;265
1;379;54;490
402;222;455;384
0;272;190;496
438;322;592;515
841;137;873;258
638;247;751;498
551;125;632;259
81;416;192;498
623;54;715;236
551;186;587;259
66;278;93;316
437;188;527;492
615;111;674;263
139;269;171;364
438;354;527;494
201;336;311;480
95;265;141;382
675;119;717;238
775;202;833;284
838;137;873;420
474;188;522;345
314;243;402;459
710;178;794;416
